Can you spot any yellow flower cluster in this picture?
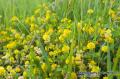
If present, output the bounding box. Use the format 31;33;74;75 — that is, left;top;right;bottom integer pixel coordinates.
62;45;70;53
87;42;95;49
6;41;16;49
0;66;6;76
101;45;108;53
87;9;94;14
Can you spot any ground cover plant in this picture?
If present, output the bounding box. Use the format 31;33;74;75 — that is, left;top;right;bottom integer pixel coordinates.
0;0;120;79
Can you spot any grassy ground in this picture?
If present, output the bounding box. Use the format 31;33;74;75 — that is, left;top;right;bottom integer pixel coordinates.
0;0;120;79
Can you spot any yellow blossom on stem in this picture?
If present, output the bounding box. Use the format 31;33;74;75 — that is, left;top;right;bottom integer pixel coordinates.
10;57;15;63
15;33;21;39
91;66;100;72
65;56;74;64
108;9;115;19
6;65;12;71
105;37;114;43
48;28;54;34
103;76;108;79
90;60;96;65
88;60;96;69
87;9;94;14
6;41;16;49
87;27;94;34
25;17;30;24
62;45;70;53
87;42;95;49
43;33;50;42
30;15;35;23
33;67;38;75
41;63;47;72
15;66;21;73
10;69;16;76
74;54;82;65
104;29;112;38
101;45;108;53
23;71;27;78
51;63;57;70
11;16;19;22
34;8;40;15
71;72;77;79
63;29;71;37
0;66;6;76
59;35;64;42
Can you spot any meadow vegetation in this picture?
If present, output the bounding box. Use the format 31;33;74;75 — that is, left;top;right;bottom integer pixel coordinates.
0;0;120;79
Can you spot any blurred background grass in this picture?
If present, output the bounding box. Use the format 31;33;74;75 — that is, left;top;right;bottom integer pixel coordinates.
0;0;120;25
0;0;53;25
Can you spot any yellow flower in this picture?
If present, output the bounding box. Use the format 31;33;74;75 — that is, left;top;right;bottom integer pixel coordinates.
6;41;16;49
59;29;71;42
34;8;40;15
48;28;54;34
30;23;37;32
87;27;94;34
58;27;63;33
108;9;115;19
14;49;19;55
74;54;82;65
0;66;6;76
71;72;77;79
51;63;57;70
41;63;47;72
99;28;106;37
105;37;114;43
11;16;18;22
65;56;74;64
10;69;16;76
90;60;96;65
25;17;30;24
62;45;70;53
103;76;108;79
48;58;53;63
49;51;54;56
25;61;29;65
43;33;50;42
30;15;35;23
61;18;68;23
6;65;12;71
59;35;64;42
87;42;95;49
91;66;100;72
45;10;51;22
15;33;21;39
33;67;38;75
15;67;21;73
77;22;82;31
23;71;27;77
9;57;15;63
88;60;96;69
101;45;108;52
109;9;114;15
104;29;112;38
63;29;71;37
65;58;70;64
87;9;94;14
0;31;7;35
